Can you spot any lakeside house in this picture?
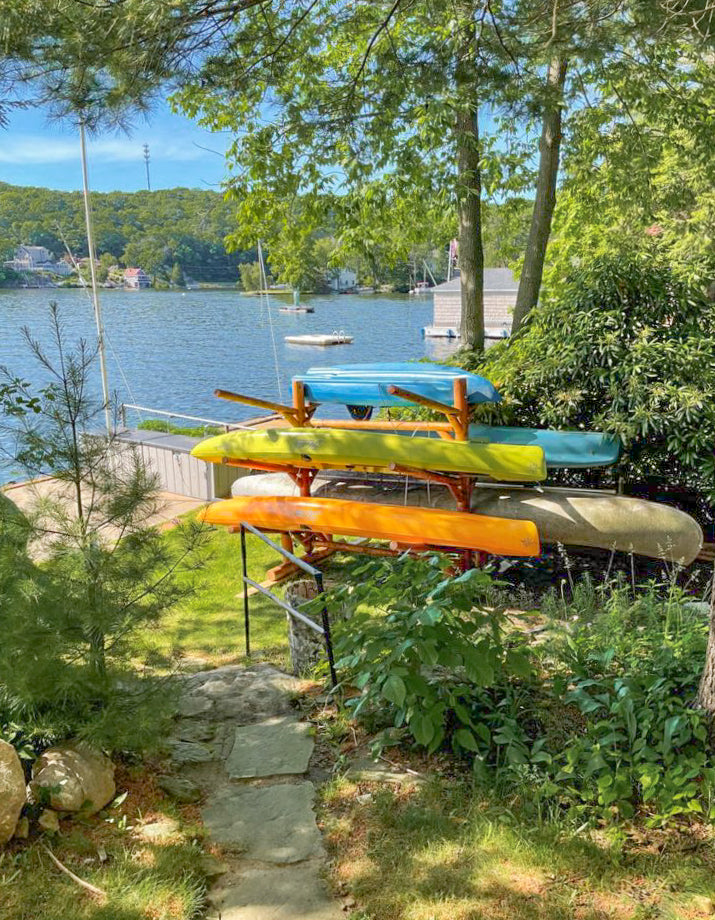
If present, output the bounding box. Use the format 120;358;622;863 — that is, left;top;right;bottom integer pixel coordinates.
124;267;151;289
5;245;74;277
425;268;518;339
327;267;357;292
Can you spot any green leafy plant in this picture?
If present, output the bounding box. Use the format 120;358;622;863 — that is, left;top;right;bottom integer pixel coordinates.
331;554;715;826
331;555;534;759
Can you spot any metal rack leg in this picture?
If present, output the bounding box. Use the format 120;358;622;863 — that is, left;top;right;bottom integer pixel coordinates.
240;525;251;657
315;572;337;688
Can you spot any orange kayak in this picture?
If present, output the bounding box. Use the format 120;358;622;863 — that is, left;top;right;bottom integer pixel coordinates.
201;496;541;557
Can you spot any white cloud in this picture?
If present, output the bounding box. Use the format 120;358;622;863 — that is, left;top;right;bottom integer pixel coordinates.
0;134;212;165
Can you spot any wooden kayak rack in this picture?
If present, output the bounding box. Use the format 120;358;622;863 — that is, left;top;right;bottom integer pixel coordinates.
215;376;481;570
215;376;472;441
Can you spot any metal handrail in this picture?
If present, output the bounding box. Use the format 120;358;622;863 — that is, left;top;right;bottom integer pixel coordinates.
239;522;337;687
119;403;254;431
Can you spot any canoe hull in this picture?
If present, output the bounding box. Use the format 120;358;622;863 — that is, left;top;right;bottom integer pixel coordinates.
229;473;703;565
201;495;541;557
191;427;547;483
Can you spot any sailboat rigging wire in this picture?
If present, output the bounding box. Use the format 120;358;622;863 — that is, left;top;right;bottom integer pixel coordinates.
257;240;284;403
79;122;112;436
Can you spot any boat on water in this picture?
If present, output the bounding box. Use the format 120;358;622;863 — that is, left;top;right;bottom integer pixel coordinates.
229;473;704;565
191;427;547;482
200;495;541;557
279;305;314;314
296;361;501;406
409;281;432;295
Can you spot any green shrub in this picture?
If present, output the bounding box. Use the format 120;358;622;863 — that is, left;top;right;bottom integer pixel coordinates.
464;254;715;499
330;555;715;826
331;555;534;758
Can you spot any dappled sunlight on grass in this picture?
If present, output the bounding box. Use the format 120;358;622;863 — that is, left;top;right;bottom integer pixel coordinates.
142;524;293;668
0;764;206;920
321;777;715;920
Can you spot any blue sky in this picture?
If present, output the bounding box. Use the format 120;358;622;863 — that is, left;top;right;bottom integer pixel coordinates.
0;100;233;193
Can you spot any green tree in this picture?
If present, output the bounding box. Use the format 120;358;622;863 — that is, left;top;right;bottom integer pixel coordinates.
0;305;205;749
170;261;186;287
239;261;264;292
97;251;115;282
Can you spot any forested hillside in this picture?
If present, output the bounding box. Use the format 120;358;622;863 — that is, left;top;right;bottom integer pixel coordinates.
0;183;254;282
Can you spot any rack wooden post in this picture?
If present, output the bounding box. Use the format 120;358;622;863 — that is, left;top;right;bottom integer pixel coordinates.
215;388;301;426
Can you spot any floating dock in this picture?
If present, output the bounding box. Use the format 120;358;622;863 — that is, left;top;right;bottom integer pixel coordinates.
284;333;353;346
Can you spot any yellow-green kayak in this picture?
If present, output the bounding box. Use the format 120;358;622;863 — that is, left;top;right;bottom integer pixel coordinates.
191;427;547;482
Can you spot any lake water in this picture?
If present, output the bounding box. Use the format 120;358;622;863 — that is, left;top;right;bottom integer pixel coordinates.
0;288;456;482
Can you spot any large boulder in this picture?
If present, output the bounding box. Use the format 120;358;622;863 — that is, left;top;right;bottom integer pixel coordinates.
29;742;115;815
0;740;26;845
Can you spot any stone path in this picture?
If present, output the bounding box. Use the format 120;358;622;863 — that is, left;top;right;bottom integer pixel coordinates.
167;663;342;920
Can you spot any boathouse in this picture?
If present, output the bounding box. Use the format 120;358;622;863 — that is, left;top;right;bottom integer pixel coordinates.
124;267;151;289
427;268;518;338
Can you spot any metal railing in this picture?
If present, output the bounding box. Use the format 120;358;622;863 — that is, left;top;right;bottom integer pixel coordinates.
119;403;254;432
239;521;337;687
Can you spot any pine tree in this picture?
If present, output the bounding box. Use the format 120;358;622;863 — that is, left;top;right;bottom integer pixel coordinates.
0;304;206;750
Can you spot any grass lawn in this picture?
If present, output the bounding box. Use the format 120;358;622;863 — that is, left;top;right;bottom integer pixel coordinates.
320;772;715;920
143;522;298;669
143;519;356;671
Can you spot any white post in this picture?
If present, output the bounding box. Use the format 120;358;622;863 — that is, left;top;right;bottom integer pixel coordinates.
79;121;112;436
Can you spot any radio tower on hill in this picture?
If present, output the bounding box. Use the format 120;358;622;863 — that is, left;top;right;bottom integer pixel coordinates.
143;143;151;191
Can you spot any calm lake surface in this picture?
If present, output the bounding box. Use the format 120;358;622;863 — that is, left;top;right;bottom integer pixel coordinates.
0;288;455;482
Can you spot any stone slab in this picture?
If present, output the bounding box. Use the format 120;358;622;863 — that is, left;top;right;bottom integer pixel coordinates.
227;717;313;779
169;740;215;764
202;783;324;863
209;864;342;920
181;664;301;724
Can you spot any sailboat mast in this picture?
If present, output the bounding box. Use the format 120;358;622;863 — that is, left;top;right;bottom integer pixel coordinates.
79;122;112;435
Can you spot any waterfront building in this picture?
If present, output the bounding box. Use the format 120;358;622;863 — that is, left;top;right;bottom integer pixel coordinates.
5;245;75;277
426;268;518;339
124;267;151;288
327;267;357;292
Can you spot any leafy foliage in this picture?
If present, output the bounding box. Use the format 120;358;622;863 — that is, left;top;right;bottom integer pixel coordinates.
331;556;715;826
0;182;254;283
547;41;715;291
331;555;533;758
465;254;715;498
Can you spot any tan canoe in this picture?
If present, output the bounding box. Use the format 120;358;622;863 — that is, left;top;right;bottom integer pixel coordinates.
229;472;703;565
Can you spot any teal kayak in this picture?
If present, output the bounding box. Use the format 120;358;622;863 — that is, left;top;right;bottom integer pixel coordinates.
468;424;620;469
295;362;501;407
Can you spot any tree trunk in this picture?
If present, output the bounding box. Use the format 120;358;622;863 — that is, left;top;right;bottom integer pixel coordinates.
697;563;715;711
512;57;568;333
455;18;484;352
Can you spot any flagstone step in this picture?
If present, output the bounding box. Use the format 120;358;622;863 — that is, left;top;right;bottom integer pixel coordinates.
227;716;314;779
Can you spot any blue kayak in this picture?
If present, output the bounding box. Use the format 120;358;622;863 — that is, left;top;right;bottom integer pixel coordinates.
296;362;501;407
468;424;620;469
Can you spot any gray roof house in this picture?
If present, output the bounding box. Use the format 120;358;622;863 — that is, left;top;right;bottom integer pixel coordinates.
424;268;518;339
